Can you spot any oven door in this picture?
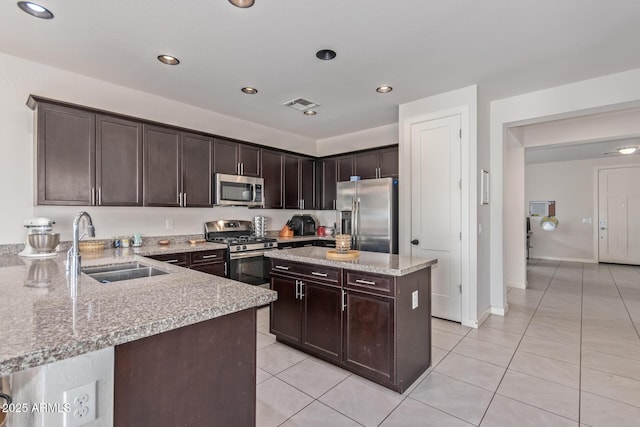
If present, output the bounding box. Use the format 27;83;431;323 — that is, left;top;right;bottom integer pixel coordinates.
228;250;272;288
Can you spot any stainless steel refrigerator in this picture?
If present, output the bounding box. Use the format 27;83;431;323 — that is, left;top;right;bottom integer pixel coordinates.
336;177;398;254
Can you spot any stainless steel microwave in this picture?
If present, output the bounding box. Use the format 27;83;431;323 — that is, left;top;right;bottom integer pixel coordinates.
214;173;264;207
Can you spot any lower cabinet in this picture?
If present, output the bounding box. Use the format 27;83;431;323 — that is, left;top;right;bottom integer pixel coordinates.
269;259;431;393
146;249;227;277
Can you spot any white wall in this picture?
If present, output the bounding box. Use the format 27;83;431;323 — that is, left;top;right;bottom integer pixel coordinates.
491;67;640;310
316;124;398;157
399;85;480;327
526;156;640;262
0;51;337;244
504;129;526;288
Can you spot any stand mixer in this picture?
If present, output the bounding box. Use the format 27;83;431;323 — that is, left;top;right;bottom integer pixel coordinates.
19;217;60;258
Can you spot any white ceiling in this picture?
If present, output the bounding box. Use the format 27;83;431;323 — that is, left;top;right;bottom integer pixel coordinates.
525;138;640;164
1;0;640;140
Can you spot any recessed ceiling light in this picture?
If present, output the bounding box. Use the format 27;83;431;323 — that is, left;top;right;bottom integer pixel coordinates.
316;49;337;61
17;2;54;19
303;110;317;116
241;87;258;94
229;0;255;8
376;86;393;93
617;146;638;155
157;55;180;65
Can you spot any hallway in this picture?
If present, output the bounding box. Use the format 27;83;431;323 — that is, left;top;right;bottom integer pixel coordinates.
255;260;640;426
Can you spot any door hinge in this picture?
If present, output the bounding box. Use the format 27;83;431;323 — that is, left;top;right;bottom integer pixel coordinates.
458;179;462;189
459;129;462;138
459;232;462;240
458;284;462;293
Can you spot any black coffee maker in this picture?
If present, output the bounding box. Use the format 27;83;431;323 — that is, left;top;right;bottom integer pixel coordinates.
289;215;316;236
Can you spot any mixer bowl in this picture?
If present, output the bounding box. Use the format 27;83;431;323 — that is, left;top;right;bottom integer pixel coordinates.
28;232;60;253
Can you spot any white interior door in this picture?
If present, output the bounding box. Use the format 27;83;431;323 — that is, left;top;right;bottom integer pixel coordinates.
598;166;640;265
410;115;462;321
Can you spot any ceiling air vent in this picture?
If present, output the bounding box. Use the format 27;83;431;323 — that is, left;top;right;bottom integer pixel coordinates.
282;97;319;111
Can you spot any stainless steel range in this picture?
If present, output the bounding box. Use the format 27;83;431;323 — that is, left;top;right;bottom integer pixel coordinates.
204;220;278;287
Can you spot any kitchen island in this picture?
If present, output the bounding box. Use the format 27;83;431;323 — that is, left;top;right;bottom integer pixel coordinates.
0;246;276;426
265;247;436;393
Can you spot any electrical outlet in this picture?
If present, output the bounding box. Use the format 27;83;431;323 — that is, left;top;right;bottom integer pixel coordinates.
412;290;419;309
165;218;174;229
63;381;97;427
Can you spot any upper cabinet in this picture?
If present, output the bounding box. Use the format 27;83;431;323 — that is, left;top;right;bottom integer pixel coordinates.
353;146;399;179
319;158;337;210
213;138;260;177
34;100;143;206
262;149;284;209
337;156;354;182
284;155;315;210
378;146;399;178
144;125;213;208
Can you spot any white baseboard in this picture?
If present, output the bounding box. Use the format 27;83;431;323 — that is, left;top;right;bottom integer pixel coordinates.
478;307;492;326
530;256;597;264
506;281;526;290
490;304;509;316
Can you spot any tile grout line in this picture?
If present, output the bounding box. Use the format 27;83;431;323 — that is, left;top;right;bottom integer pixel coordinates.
477;259;561;426
578;262;584;426
606;264;640;338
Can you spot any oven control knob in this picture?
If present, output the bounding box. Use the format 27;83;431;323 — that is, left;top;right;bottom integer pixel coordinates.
242;245;247;250
236;245;242;251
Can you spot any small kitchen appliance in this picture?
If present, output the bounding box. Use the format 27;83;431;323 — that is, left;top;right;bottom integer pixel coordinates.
19;217;60;258
204;220;278;287
213;173;265;207
289;215;316;236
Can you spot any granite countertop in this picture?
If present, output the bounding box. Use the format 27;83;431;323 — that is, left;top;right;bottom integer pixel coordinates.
269;234;336;243
0;247;276;376
265;247;437;276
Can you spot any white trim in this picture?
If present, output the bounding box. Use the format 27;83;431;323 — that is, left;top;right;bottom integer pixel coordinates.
490;304;509;316
593;163;640;263
530;256;597;264
507;281;526;290
476;307;492;327
399;85;477;327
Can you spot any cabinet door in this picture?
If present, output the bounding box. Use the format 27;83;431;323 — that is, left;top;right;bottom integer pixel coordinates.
321;158;337;210
261;150;283;209
270;273;302;344
239;144;261;177
300;158;315;210
37;103;95;205
353;151;379;179
96;115;143;206
378;146;399;178
344;290;395;385
302;281;342;362
337;156;353;182
213;138;239;175
143;125;181;206
191;262;227;277
284;155;300;209
182;132;213;207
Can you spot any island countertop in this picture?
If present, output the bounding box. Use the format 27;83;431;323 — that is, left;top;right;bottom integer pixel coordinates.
264;247;437;276
0;248;276;376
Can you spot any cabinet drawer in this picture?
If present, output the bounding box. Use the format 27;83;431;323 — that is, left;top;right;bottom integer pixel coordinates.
270;260;340;284
345;271;395;296
191;249;227;265
147;252;189;267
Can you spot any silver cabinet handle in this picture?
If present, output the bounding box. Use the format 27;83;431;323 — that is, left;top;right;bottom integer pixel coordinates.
355;279;376;285
311;271;328;277
183;192;187;207
177;192;181;207
299;280;305;298
333;200;336;210
98;187;102;205
201;254;217;259
303;243;313;247
91;188;96;205
241;163;244;175
275;265;290;270
342;289;347;311
295;279;300;299
165;259;180;263
236;163;240;175
224;262;227;276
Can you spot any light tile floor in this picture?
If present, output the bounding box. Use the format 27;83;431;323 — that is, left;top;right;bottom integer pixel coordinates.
256;260;640;426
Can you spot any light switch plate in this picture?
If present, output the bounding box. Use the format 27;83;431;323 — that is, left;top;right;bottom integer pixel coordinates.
412;290;418;309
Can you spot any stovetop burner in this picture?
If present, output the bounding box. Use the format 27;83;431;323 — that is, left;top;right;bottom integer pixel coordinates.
210;235;278;245
203;220;278;252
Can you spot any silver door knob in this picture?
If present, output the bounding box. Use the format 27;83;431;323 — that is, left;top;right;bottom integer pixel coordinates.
411;239;419;245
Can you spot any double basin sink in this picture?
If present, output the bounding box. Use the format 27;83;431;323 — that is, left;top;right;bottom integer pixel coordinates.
82;262;168;284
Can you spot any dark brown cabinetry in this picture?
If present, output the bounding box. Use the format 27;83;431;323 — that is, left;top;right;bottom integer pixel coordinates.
96;115;143;206
146;249;227;277
284;155;315;210
353;146;399;179
378;146;399;178
337;156;354;182
270;259;431;393
144;126;213;207
319;158;337;210
213;139;261;177
35;101;144;206
115;307;256;427
261;150;284;209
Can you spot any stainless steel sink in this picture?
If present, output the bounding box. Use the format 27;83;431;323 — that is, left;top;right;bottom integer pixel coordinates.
82;262;168;284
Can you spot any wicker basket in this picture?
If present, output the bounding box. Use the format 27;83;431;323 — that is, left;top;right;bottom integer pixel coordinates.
78;241;106;252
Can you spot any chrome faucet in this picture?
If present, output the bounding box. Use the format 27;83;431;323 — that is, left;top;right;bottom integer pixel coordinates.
66;211;95;276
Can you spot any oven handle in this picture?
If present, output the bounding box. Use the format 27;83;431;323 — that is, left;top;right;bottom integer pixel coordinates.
229;250;277;260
